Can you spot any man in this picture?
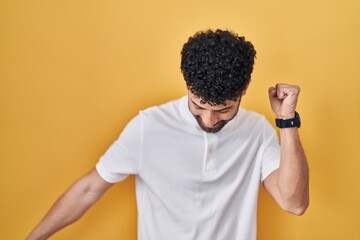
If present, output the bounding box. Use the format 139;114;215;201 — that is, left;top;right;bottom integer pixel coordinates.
26;29;309;240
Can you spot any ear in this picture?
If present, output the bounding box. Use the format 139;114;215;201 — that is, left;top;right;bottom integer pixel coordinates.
241;80;251;96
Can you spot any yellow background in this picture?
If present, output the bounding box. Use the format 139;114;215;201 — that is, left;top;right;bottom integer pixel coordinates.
1;0;359;239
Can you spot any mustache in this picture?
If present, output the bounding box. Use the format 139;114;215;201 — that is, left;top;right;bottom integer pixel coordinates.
193;115;228;133
194;115;225;127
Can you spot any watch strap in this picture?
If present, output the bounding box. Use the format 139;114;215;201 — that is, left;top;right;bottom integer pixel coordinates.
275;111;301;128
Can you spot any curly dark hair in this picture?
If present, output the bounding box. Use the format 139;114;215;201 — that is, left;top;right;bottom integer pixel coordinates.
180;29;256;105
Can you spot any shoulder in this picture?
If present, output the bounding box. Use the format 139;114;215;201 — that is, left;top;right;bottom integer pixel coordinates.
236;108;268;127
230;108;275;138
140;97;184;122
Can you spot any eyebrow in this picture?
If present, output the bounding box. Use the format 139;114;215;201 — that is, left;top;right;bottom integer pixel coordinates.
191;100;233;112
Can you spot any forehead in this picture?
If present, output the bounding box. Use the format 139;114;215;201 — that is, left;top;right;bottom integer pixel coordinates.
188;91;238;110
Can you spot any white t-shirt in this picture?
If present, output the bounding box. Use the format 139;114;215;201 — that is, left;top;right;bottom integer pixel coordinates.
96;96;280;240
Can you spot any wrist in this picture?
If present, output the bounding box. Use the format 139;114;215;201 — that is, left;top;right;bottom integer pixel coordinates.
275;111;301;128
277;112;296;119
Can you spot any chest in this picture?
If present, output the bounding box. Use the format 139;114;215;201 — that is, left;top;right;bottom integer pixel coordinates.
140;124;262;187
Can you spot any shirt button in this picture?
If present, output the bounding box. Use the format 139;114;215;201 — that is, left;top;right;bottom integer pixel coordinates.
208;147;213;156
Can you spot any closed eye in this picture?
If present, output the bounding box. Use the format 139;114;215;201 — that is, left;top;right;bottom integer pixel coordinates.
194;105;203;110
216;109;230;113
191;100;232;113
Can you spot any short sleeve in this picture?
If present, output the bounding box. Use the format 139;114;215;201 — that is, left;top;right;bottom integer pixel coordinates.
96;114;142;183
260;117;280;182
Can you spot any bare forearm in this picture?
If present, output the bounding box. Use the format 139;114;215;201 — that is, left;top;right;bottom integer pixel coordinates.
26;170;111;240
267;84;309;215
278;128;309;214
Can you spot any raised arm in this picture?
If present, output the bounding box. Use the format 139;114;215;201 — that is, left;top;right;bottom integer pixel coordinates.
26;168;113;240
264;83;309;216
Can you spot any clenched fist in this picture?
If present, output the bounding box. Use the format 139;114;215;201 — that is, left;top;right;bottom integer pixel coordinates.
268;83;300;119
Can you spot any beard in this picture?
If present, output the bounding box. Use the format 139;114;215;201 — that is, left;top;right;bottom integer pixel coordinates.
193;115;229;133
188;97;241;133
192;107;239;133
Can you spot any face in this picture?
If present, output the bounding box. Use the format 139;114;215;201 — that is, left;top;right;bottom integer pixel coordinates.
188;91;241;133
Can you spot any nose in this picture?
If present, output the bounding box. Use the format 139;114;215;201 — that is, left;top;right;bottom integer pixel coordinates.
201;111;218;128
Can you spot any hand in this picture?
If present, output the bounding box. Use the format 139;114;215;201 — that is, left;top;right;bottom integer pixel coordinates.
268;83;300;119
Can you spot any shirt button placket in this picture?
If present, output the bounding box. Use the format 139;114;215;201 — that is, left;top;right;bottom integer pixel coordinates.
204;133;218;174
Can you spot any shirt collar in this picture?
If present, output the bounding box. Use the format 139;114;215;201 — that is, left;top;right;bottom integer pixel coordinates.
179;95;198;126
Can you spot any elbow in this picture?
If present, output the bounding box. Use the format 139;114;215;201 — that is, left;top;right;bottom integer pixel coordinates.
283;199;309;216
285;204;308;216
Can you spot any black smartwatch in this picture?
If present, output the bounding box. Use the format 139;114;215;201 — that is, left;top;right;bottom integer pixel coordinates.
275;111;301;128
